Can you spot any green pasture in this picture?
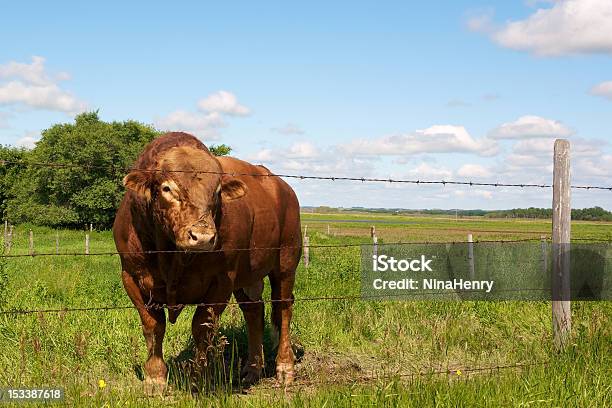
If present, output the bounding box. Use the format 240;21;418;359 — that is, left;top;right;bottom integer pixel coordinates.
0;215;610;407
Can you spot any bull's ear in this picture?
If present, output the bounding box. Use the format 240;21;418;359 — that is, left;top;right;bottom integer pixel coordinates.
221;176;247;200
123;170;153;201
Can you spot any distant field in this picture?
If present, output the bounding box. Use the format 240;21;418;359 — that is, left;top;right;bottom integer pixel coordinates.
301;212;612;242
0;214;610;407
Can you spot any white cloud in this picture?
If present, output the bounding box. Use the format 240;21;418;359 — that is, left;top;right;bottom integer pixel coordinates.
15;131;39;149
495;136;611;190
405;163;453;179
575;155;612;178
286;141;319;159
250;148;275;162
249;141;322;164
156;90;250;140
341;125;499;157
271;123;304;135
489;115;573;139
0;56;86;114
454;189;493;200
590;81;612;100
155;110;225;140
466;10;496;33
247;141;376;178
244;135;610;210
512;137;604;157
457;164;492;178
0;81;87;113
197;90;250;116
0;56;52;86
470;0;612;56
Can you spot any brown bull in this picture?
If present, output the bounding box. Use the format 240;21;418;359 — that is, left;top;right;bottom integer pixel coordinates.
113;132;301;394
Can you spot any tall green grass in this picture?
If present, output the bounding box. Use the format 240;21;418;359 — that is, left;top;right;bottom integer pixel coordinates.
0;218;610;406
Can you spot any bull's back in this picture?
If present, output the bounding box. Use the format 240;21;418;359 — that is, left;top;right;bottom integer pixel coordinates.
217;157;301;249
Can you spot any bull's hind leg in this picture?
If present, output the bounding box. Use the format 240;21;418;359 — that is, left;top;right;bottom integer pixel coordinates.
234;280;265;385
269;248;299;385
122;271;167;396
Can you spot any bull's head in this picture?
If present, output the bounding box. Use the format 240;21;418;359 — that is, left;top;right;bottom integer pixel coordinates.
122;146;246;251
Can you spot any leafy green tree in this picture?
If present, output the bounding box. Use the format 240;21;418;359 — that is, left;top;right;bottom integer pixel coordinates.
0;146;28;221
209;144;232;156
6;112;161;228
484;206;612;221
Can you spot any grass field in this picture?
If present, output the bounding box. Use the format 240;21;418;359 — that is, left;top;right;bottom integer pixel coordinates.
0;214;610;407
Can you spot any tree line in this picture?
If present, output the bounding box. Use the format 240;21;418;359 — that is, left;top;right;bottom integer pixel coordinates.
484;207;612;221
305;206;611;221
0;112;231;229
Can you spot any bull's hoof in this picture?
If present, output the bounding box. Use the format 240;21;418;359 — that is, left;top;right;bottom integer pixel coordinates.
143;377;167;396
241;364;263;386
276;362;295;385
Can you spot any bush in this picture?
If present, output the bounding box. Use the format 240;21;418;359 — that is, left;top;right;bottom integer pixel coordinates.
5;112;161;228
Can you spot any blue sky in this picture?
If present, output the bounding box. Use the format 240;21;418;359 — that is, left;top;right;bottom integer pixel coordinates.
1;0;611;210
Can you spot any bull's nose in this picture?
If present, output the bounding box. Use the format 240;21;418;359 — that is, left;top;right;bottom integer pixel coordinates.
187;229;216;246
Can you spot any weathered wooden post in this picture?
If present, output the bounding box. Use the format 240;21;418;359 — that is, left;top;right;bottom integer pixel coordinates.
55;231;60;255
327;224;330;235
541;235;547;274
467;233;475;280
371;226;378;259
303;235;310;268
29;229;34;256
89;223;93;232
85;233;90;255
3;220;7;245
552;139;571;350
7;225;12;254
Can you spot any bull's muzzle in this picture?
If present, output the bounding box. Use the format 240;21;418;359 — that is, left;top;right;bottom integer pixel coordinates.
181;228;217;251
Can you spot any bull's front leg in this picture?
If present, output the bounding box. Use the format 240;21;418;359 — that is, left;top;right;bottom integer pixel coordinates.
234;280;265;385
191;281;231;380
122;271;167;396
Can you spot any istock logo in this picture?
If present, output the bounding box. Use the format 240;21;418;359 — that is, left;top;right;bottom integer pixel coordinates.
372;254;433;272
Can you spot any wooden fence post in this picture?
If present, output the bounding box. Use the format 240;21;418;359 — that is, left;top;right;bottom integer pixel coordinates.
467;233;475;280
56;231;60;255
541;235;547;274
89;223;93;232
327;224;330;235
29;229;34;256
552;139;571;350
303;235;310;268
372;235;378;259
7;225;12;254
85;233;90;255
3;220;7;245
372;225;378;259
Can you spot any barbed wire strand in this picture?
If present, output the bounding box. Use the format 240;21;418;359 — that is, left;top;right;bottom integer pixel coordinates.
3;236;610;258
0;288;554;316
1;159;610;191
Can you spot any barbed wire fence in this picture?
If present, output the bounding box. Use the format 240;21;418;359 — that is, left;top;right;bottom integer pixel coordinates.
0;139;609;390
1;158;612;190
